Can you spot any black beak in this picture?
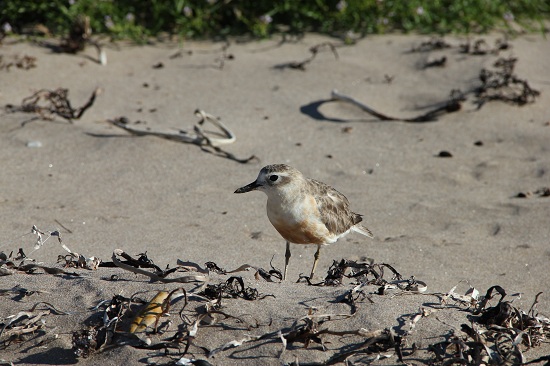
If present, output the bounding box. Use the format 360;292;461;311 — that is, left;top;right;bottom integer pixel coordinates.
234;181;261;193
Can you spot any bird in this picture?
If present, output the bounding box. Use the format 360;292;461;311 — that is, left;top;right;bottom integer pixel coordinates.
234;164;373;280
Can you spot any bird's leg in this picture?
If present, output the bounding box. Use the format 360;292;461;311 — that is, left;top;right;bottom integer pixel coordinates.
310;245;321;279
284;241;291;280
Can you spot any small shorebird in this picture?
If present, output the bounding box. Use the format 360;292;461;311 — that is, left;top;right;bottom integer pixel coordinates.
235;164;373;280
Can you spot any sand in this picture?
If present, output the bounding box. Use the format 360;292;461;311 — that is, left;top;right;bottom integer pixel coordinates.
0;33;549;365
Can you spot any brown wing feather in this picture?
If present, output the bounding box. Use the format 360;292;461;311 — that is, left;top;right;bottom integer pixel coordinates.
307;179;362;236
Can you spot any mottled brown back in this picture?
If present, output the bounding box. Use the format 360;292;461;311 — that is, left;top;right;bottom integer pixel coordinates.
306;178;363;236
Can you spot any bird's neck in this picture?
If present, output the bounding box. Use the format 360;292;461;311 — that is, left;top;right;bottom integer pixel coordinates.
266;185;301;206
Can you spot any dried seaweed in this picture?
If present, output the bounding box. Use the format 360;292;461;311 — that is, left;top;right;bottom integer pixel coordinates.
4;224;549;365
204;261;226;275
57;15;106;65
72;328;99;358
410;37;452;52
324;329;399;365
200;276;273;304
424;56;447;68
298;259;425;292
460;38;511;55
0;300;72;350
73;294;133;357
200;260;283;282
253;257;284;282
475;56;540;107
330;89;465;123
70;273;272;361
515;187;550;198
106;109;257;164
0;310;49;348
0;54;37;71
5;87;101;124
274;42;339;71
302;38;535;124
439;282;481;309
410;37;509;55
207;307;398;363
0;230;83;277
314;53;537;122
111;249;208;284
22;225;101;271
428;285;550;365
0;286;42;300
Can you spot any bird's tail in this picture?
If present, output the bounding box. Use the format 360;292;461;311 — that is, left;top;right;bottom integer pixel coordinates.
352;224;374;238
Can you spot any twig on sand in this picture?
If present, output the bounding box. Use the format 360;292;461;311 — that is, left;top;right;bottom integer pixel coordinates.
274;42;339;71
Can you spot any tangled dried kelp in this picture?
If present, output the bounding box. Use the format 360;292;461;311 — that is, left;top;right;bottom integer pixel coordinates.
299;259;404;287
61;15;104;61
409;37;509;55
72;293;137;357
428;285;550;365
106;109;258;164
0;225;102;276
419;38;539;107
74;285;178;357
4;259;550;365
0;300;71;350
203;258;283;282
71;277;271;361
409;36;521;86
5;87;101;124
1;241;68;277
459;38;511;56
0;54;37;71
109;249;208;284
409;37;452;52
0;255;424;364
475;56;540;107
200;276;273;303
207;307;400;364
108;250;283;286
1;309;49;348
299;259;428;318
204;261;429;363
3;225;548;365
31;225;100;270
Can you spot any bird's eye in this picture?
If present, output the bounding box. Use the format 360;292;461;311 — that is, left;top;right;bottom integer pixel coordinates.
269;175;279;182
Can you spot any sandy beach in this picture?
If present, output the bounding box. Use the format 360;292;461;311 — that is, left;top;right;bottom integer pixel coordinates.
1;32;549;365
